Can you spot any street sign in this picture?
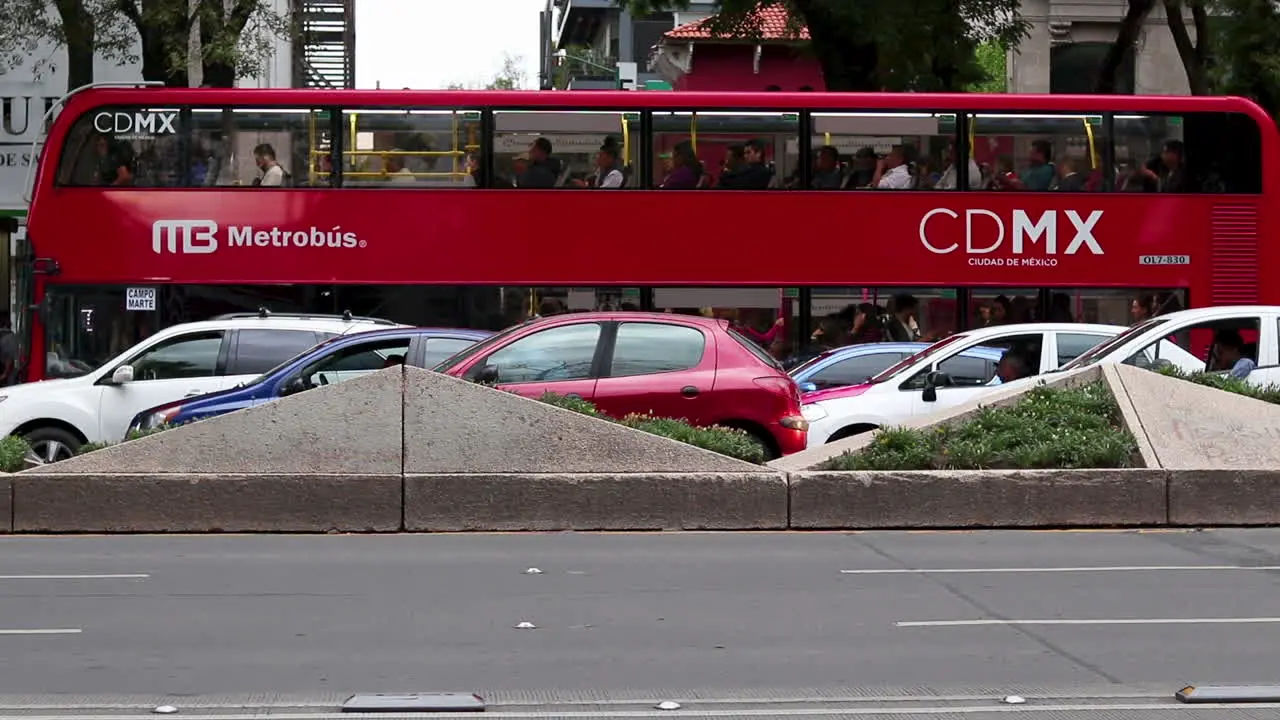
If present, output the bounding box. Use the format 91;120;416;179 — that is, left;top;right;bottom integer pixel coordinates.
125;287;156;311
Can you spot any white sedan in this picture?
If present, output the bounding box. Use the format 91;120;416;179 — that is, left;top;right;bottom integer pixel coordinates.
802;322;1203;447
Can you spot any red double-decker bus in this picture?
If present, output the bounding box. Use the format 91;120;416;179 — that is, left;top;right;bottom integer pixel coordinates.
18;87;1275;381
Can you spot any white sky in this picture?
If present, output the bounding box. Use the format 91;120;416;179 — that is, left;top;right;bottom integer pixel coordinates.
355;0;545;89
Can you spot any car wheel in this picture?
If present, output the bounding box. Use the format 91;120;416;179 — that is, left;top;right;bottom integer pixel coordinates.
22;427;82;465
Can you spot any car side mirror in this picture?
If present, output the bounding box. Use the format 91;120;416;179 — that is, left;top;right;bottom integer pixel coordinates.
798;381;817;393
279;376;307;397
921;371;952;403
473;365;500;385
109;365;134;385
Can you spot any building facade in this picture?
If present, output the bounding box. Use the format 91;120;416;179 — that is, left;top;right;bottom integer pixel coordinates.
632;1;1195;96
540;0;719;90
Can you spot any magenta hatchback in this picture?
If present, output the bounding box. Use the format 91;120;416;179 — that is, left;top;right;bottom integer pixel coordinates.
435;311;808;458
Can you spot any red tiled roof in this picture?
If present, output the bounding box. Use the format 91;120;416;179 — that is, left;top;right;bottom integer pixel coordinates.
664;4;810;41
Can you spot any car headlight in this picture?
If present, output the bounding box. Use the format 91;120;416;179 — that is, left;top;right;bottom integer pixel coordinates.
801;403;827;422
137;407;181;431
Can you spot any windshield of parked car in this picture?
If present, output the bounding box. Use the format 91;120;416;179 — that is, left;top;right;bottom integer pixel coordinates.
868;334;968;383
1058;317;1168;370
433;320;534;373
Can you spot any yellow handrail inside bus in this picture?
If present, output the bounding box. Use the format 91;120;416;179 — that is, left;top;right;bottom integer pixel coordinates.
348;112;359;172
451;110;459;181
621;115;631;166
691;112;698;153
1082;117;1098;169
824;132;831;147
308;111;317;186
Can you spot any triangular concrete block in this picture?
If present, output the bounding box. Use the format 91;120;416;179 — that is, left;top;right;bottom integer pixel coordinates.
401;366;760;473
24;368;405;475
1107;364;1280;469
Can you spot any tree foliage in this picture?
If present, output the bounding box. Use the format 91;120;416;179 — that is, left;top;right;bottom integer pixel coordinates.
0;0;134;89
967;41;1007;92
612;0;1028;91
1095;0;1280;120
0;0;291;90
447;53;529;90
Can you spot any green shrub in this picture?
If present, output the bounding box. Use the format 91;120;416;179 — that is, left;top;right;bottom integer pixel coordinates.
820;382;1137;471
0;435;31;472
537;392;766;464
74;424;174;457
1156;365;1280;404
620;414;766;464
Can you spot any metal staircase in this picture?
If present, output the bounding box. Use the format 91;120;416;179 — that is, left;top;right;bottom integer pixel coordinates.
293;0;355;89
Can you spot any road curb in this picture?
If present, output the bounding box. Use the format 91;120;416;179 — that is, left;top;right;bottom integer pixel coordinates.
11;473;401;533
404;472;789;531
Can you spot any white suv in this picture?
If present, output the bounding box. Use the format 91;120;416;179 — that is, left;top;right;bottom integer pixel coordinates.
6;311;407;463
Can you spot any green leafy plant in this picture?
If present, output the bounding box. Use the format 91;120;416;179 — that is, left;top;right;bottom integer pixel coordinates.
820;382;1137;471
74;424;175;457
0;435;31;473
1156;365;1280;404
538;392;766;464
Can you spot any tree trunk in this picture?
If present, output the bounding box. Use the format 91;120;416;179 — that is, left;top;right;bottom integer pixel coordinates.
791;0;880;90
118;0;190;87
1162;0;1211;95
53;0;94;91
201;62;237;88
1096;0;1155;93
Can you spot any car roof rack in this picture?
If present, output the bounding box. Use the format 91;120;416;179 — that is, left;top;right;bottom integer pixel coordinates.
211;307;398;325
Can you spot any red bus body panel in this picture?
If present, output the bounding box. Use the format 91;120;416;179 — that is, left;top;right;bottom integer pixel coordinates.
37;188;1240;289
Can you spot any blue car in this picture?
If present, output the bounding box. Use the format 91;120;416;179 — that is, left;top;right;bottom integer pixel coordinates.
130;327;492;431
789;341;1006;394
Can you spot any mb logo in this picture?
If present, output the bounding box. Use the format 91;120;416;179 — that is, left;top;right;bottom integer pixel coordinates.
152;220;218;254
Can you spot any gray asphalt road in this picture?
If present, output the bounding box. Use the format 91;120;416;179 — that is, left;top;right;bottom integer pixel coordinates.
2;530;1280;697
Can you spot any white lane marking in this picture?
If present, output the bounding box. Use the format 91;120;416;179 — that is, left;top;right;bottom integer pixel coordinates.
897;617;1280;627
9;704;1280;720
0;693;1164;710
0;629;81;635
0;574;149;580
841;565;1280;574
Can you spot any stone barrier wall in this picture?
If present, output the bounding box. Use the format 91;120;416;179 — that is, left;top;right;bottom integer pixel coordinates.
2;469;1279;533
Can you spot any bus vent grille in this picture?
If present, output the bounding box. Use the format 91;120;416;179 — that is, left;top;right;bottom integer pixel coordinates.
1211;204;1259;305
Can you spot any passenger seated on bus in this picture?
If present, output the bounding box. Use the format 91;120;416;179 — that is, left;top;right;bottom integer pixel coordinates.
934;143;982;190
840;147;876;189
659;141;702;190
872;144;916;190
811;145;843;189
989;155;1019;190
1057;156;1086;192
1210;329;1255;379
94;133;135;187
572;143;624;189
252;143;288;187
1021;139;1056;191
517;137;559;188
741;138;775;189
1138;140;1188;193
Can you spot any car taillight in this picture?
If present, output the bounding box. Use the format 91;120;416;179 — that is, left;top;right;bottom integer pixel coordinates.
753;376;799;402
